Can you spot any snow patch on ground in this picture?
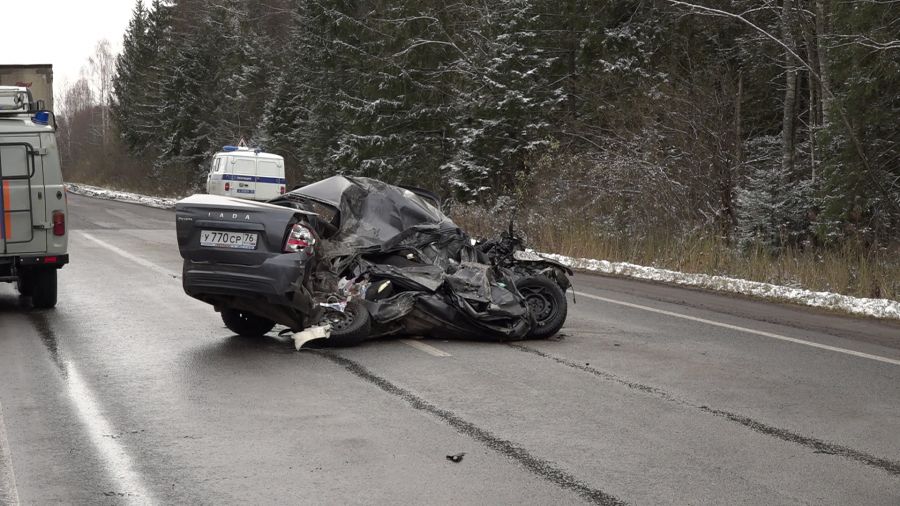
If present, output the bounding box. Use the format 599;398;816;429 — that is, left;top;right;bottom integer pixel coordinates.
540;253;900;320
66;183;178;210
65;182;900;320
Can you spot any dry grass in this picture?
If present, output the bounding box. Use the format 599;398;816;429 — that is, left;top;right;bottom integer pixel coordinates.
453;207;900;301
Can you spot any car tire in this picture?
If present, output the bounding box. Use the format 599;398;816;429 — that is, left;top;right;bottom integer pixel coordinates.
318;300;371;346
30;268;58;309
516;275;567;339
221;308;276;337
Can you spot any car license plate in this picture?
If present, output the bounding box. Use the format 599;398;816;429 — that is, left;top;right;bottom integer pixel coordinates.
200;230;258;250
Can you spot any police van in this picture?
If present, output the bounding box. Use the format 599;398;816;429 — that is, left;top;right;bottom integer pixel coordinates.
206;145;286;201
0;86;68;308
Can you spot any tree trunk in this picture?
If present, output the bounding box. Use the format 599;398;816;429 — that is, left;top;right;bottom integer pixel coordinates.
804;15;818;182
723;71;743;240
815;0;831;128
781;0;798;174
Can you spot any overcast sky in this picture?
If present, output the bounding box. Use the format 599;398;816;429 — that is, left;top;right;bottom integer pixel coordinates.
0;0;135;93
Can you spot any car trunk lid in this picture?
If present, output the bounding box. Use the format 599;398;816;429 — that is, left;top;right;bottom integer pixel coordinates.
175;194;313;266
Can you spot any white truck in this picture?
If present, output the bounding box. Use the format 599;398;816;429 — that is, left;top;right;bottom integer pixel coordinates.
0;86;68;308
206;145;287;201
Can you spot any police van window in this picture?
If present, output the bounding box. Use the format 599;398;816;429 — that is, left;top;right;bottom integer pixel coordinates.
234;158;255;172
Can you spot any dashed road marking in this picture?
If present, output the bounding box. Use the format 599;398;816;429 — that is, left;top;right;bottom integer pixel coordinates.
575;291;900;367
399;339;452;357
78;231;181;280
0;400;20;505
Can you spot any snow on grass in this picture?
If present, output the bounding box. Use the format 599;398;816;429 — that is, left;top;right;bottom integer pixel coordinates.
66;183;178;210
539;252;900;320
65;182;900;320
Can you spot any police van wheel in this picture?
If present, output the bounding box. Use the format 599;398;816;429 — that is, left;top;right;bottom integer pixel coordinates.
30;268;58;309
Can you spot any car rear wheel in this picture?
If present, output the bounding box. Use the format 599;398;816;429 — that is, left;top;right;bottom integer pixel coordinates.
221;308;276;337
516;275;567;339
30;268;58;309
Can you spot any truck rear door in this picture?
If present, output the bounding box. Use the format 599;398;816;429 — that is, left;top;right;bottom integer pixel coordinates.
0;135;46;255
231;157;257;199
255;159;284;200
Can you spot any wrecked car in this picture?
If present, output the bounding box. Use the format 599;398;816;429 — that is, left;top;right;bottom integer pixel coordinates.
175;176;572;347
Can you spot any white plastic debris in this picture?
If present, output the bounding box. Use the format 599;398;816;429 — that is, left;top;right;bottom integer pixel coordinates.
292;324;331;350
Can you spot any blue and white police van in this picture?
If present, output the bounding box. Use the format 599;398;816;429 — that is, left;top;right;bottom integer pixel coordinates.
205;145;287;201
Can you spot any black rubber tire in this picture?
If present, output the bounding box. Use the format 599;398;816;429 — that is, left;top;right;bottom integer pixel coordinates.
16;270;33;297
516;275;567;339
318;300;371;346
30;268;58;309
221;308;276;337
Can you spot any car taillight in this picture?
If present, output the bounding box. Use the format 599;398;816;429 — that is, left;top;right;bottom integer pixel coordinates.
280;185;285;195
284;223;316;253
52;211;65;236
224;182;231;192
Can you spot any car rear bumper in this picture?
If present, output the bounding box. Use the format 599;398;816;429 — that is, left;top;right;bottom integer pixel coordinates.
182;253;307;306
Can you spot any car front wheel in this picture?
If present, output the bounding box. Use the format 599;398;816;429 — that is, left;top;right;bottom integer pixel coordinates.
516;275;567;339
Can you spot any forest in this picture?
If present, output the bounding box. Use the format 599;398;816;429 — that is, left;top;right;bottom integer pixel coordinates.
57;0;899;299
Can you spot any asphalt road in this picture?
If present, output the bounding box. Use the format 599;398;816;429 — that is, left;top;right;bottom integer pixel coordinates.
1;193;898;505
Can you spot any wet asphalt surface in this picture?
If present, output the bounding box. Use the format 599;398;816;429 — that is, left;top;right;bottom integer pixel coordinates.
0;193;899;505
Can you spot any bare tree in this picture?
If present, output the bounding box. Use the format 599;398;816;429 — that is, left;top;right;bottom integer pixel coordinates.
89;39;115;148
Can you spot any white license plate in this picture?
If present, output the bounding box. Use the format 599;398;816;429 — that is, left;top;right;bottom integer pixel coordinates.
200;230;258;250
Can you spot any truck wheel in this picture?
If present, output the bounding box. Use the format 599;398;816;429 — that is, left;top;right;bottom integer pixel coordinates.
16;270;33;297
221;308;276;337
516;276;567;339
30;268;58;309
318;300;371;346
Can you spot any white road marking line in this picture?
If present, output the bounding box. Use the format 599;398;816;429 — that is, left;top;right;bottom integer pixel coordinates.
0;400;20;506
78;231;181;279
400;339;452;357
64;362;154;504
574;291;900;367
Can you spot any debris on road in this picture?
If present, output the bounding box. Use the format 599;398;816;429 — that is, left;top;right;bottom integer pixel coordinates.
446;452;466;463
176;176;573;346
292;325;331;350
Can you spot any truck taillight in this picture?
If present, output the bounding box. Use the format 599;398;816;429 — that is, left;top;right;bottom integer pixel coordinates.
224;182;231;192
284;223;316;253
52;211;65;236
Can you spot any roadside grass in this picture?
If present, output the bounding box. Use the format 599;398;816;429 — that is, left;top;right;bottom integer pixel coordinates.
452;208;900;302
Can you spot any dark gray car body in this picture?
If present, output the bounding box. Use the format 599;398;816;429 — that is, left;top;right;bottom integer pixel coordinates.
176;176;571;343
